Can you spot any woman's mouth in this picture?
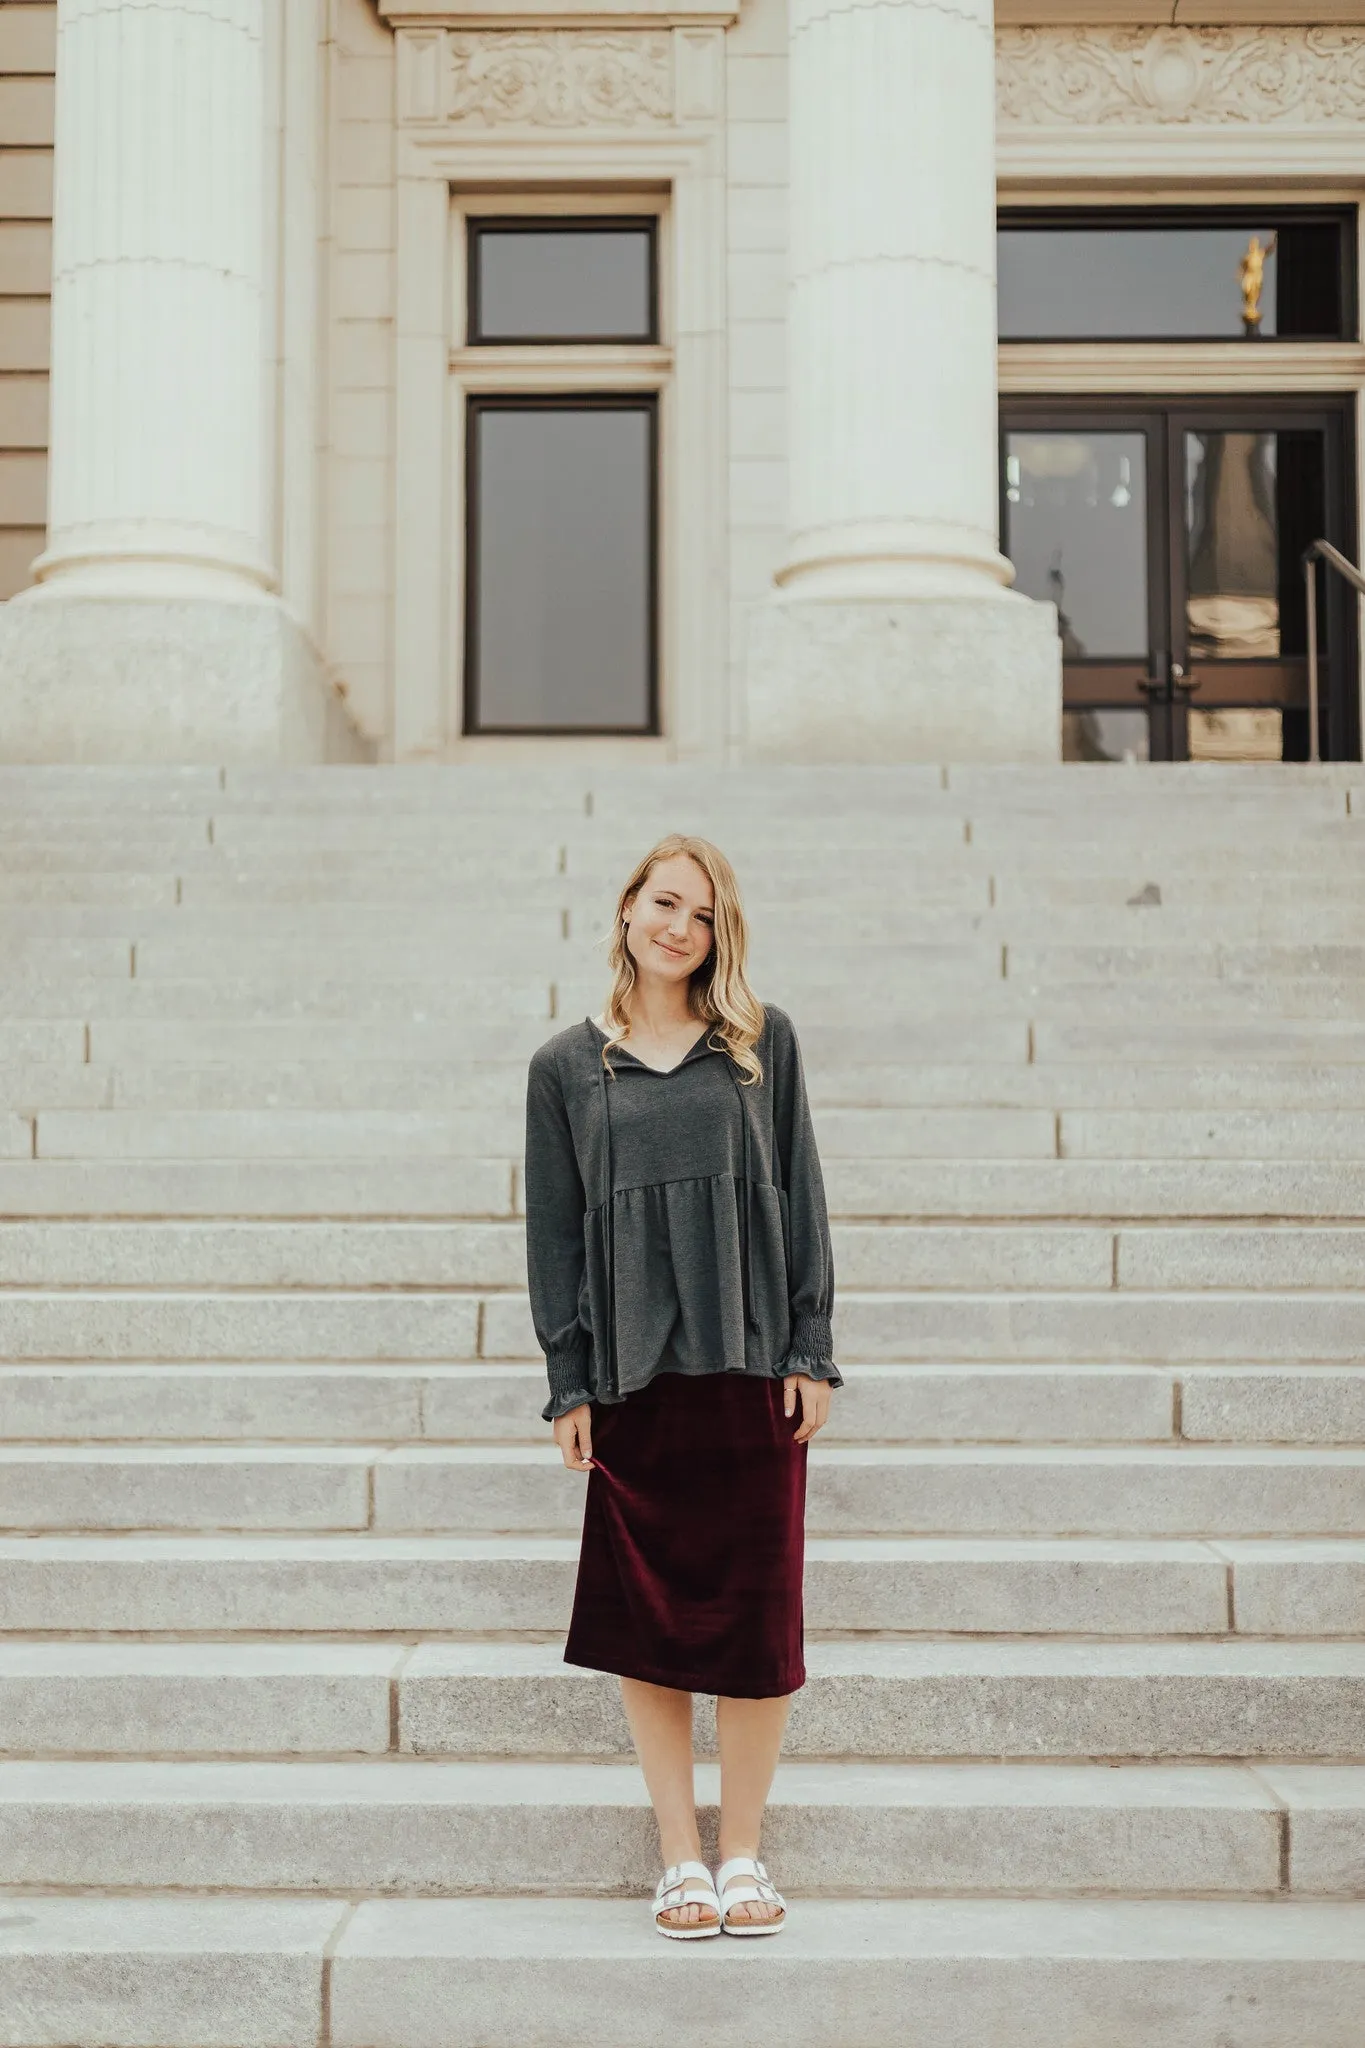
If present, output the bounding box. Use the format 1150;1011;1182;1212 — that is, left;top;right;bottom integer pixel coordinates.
655;940;686;958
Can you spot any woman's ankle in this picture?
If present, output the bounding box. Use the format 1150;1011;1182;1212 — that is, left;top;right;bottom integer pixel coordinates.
716;1839;760;1866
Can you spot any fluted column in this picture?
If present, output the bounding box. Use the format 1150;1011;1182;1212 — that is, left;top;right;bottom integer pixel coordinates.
0;0;344;762
40;0;270;596
744;0;1061;761
783;0;1005;599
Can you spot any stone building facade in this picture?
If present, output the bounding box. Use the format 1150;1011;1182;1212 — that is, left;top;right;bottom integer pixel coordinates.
2;0;1364;767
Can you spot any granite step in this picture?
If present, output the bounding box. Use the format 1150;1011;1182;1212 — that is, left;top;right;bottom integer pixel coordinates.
4;1442;1363;1537
17;976;1365;1025
374;1444;1365;1540
326;1895;1365;2048
2;1218;1246;1290
4;1642;1364;1760
0;1157;520;1217
0;1533;1252;1637
81;1015;1023;1067
7;1360;1364;1447
21;1057;1365;1114
0;1218;1112;1292
11;1153;1365;1219
0;1756;1327;1896
11;1892;1361;2048
25;898;1365;945
393;1647;1365;1760
0;1359;1186;1445
12;1285;1365;1363
22;1105;1061;1162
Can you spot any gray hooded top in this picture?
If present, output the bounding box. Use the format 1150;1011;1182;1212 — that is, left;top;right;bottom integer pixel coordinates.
524;1002;841;1422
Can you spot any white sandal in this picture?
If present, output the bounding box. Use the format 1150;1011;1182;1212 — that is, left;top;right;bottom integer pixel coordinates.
652;1860;722;1940
714;1855;786;1936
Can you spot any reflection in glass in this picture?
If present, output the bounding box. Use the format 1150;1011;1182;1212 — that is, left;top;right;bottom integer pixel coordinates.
998;220;1345;340
471;224;654;342
469;403;653;731
1184;430;1327;664
1185;431;1280;659
1063;710;1150;764
1004;432;1148;658
1189;708;1284;762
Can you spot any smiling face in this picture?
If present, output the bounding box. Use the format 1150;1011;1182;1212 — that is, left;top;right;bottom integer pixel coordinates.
623;853;716;987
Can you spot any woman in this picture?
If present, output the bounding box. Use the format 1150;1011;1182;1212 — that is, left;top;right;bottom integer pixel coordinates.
523;833;840;1941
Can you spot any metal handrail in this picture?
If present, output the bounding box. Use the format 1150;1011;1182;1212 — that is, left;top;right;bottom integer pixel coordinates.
1303;540;1365;765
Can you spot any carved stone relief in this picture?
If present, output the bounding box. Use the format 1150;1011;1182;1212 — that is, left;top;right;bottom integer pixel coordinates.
445;30;674;127
997;25;1365;127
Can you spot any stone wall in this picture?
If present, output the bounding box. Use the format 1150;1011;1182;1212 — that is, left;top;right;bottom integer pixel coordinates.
726;0;788;737
313;10;1365;753
326;0;398;746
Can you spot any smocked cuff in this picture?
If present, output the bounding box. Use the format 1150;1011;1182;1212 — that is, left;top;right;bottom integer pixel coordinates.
776;1357;844;1390
541;1334;594;1423
542;1385;594;1423
776;1310;841;1388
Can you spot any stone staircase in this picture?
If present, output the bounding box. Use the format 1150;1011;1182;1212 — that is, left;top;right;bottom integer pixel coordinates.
1;761;1364;2048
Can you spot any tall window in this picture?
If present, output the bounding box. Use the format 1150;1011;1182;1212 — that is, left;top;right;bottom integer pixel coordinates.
460;214;663;735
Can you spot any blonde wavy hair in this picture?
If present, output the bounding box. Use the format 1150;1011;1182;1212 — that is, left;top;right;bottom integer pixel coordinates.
597;834;765;1085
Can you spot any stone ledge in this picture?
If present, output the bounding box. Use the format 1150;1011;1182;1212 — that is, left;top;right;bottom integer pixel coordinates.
380;0;740;26
999;2;1365;20
0;596;373;767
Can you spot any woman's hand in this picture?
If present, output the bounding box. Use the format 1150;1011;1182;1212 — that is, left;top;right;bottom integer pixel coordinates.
784;1374;832;1443
553;1403;594;1471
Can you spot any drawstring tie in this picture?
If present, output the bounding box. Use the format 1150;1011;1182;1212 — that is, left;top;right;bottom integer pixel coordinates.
728;1063;761;1339
595;1038;620;1401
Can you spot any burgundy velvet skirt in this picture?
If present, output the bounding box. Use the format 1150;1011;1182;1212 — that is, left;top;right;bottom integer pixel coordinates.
564;1368;808;1699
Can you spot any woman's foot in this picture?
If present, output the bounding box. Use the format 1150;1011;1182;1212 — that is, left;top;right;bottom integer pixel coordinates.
653;1861;721;1938
715;1855;786;1933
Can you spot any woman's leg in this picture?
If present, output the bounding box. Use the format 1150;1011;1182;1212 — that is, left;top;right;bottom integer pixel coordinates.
716;1692;792;1925
619;1676;712;1928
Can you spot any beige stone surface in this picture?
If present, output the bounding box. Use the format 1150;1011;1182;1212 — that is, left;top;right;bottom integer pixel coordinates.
328;1898;1365;2048
0;1757;1286;1896
0;1896;343;2047
0;600;361;766
745;599;1062;764
0;1532;1232;1638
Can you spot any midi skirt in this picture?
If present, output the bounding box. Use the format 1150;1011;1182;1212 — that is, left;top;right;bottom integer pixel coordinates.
563;1369;808;1699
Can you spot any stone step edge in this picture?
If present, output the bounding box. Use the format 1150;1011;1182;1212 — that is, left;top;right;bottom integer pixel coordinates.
0;1757;1350;1900
6;1636;1361;1665
6;1443;1362;1462
13;1287;1365;1302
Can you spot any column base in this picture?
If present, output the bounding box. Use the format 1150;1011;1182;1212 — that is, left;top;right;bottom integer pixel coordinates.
0;595;373;765
743;595;1062;764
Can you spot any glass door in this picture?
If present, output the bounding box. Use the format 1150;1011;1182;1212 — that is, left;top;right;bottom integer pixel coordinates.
1001;399;1357;762
1003;415;1165;762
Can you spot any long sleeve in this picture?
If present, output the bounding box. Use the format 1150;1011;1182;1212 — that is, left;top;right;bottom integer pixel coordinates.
524;1043;595;1422
768;1006;842;1388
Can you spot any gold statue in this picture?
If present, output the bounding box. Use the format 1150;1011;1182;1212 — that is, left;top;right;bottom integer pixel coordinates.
1238;232;1277;330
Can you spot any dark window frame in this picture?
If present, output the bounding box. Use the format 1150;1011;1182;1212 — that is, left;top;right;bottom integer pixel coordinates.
463;392;661;738
466;215;660;347
997;205;1357;345
999;390;1360;761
